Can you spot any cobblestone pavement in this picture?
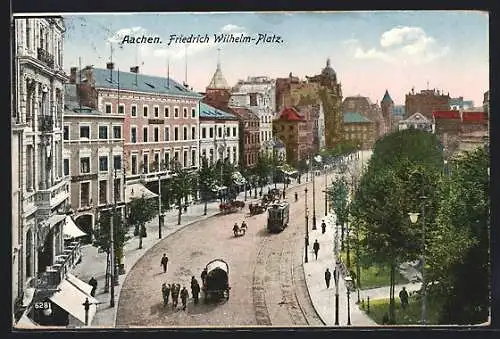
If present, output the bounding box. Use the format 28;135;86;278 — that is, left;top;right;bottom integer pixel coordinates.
115;178;328;327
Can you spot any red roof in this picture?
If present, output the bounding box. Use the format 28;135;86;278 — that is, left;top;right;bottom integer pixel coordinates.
279;107;305;121
462;111;486;122
432;111;460;119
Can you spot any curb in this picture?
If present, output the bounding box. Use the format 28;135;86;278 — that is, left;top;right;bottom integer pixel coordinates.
297;250;327;326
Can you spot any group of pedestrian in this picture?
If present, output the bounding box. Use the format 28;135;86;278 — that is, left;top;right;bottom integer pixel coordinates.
160;276;202;311
324;267;339;288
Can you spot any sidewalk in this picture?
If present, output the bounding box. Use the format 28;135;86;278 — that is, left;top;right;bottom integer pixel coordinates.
71;179;304;327
303;214;378;326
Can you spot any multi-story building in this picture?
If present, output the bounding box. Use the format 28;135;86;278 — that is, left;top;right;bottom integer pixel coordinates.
392;105;406;130
63;83;125;238
295;104;323;153
276;59;344;149
12;17;93;326
229;107;261;168
230;76;275;155
342;112;377;150
405;88;450;120
69;65;202;198
398;112;433;132
273;107;311;164
198;102;239;165
342;95;385;138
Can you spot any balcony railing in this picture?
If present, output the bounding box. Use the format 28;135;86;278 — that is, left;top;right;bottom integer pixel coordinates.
36;180;69;212
36;242;82;289
37;48;55;68
38;115;54;133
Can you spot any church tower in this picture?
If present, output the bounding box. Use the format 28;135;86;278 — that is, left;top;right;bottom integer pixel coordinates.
381;89;394;134
203;49;232;110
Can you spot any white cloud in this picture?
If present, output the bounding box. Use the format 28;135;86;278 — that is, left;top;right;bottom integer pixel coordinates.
221;24;246;33
108;26;147;44
346;26;450;64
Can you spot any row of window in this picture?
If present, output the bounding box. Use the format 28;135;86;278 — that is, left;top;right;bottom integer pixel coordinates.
261;130;272;142
78;178;122;208
104;103;196;119
130;149;197;175
200;126;238;139
130;125;198;143
344;124;369;131
260;115;274;124
63;155;122;176
63;125;122;141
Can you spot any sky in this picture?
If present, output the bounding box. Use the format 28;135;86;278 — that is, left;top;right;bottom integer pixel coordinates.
60;11;489;106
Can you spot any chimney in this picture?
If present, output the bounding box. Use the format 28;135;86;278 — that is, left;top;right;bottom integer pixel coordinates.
69;67;77;84
106;62;114;70
130;66;139;73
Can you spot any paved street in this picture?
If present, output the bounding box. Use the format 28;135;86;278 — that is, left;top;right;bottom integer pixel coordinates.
114;178;326;327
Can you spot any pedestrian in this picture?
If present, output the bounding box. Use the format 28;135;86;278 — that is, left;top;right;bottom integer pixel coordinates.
201;268;208;286
171;283;180;309
88;277;97;297
180;286;189;310
324;268;331;288
321;219;327;234
399;286;409;309
161;283;171;306
333;267;338;286
161;253;169;273
191;276;201;304
313;239;320;260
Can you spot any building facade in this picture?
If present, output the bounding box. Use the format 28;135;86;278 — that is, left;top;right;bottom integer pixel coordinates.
230;76;276;155
273;107;311;164
343;112;377;150
229;107;261;168
342;95;385;138
405;88;450;120
70;65;202;188
398;112;433;132
63;84;125;237
11;17;88;325
198;102;239;165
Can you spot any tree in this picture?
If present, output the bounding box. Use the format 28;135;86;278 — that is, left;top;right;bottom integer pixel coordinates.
93;209;130;282
430;147;490;324
254;153;272;191
350;129;444;323
198;156;217;215
128;195;157;249
170;160;194;225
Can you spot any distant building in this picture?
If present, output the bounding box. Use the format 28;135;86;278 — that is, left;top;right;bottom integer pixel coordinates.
343;112;377;150
272;137;287;163
342;95;385;138
449;97;474;110
380;90;394;135
483;90;489;117
273;107;311;164
405;88;450;120
198;102;239;166
229;107;260;168
392;105;406;131
398;112;433;133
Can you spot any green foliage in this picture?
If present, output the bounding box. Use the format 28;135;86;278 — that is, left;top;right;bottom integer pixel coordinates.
198;156;217;201
254;153;272;186
364;296;443;325
170;160;195;206
93;209;130;258
329;178;349;224
128;195;157;235
214;158;234;188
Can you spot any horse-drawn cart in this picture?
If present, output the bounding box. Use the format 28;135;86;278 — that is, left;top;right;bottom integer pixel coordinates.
202;259;230;302
249;203;266;215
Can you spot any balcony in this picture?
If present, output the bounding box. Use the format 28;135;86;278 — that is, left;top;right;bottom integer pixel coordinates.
36;180;70;215
38;115;54;133
37;48;55;69
36;241;82;290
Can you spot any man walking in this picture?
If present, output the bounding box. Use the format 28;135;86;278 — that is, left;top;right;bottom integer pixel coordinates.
321;219;327;234
161;283;171;306
324;268;331;288
313;239;320;260
88;277;97;297
161;253;169;273
191;276;201;304
399;286;409;309
180;286;189;311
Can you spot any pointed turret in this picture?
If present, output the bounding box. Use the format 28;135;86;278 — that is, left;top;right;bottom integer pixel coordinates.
207;48;231;90
381;89;393;104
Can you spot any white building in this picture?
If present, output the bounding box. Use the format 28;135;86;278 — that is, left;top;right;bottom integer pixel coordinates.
230;76;276;155
317;102;326;150
398;112;433;132
12;17;93;326
198;102;239;165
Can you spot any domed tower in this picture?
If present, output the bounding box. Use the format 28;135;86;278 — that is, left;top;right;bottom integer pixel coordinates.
320;58;337;88
203;49;232;109
381;89;394;134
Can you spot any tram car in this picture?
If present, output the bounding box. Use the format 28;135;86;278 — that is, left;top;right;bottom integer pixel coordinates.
266;201;290;233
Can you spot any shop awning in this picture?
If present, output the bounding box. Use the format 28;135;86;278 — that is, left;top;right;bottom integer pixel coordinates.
63;216;87;239
66;273;93;296
47;214;67;228
125;183;158;203
49;278;99;325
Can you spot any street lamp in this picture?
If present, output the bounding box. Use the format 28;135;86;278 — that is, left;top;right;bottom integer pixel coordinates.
324;167;328;216
312;161;317;230
157;163;165;239
408;195;427;325
334;264;340;325
345;276;352;325
304;187;309;263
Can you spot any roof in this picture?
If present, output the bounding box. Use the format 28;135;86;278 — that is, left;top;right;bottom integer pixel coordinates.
343;112;372;123
278;107;305;121
321;58;337;81
199;102;238;120
381;90;393;103
207;63;231;90
86;68;202;98
64;84;102;114
230;106;259;120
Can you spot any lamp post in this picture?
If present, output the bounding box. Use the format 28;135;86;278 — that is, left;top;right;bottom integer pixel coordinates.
408;195;427;325
346;219;350;269
347;286;352;325
304;187;309;263
312;160;317;230
157;164;164;239
324;167;328;216
334;264;340;325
